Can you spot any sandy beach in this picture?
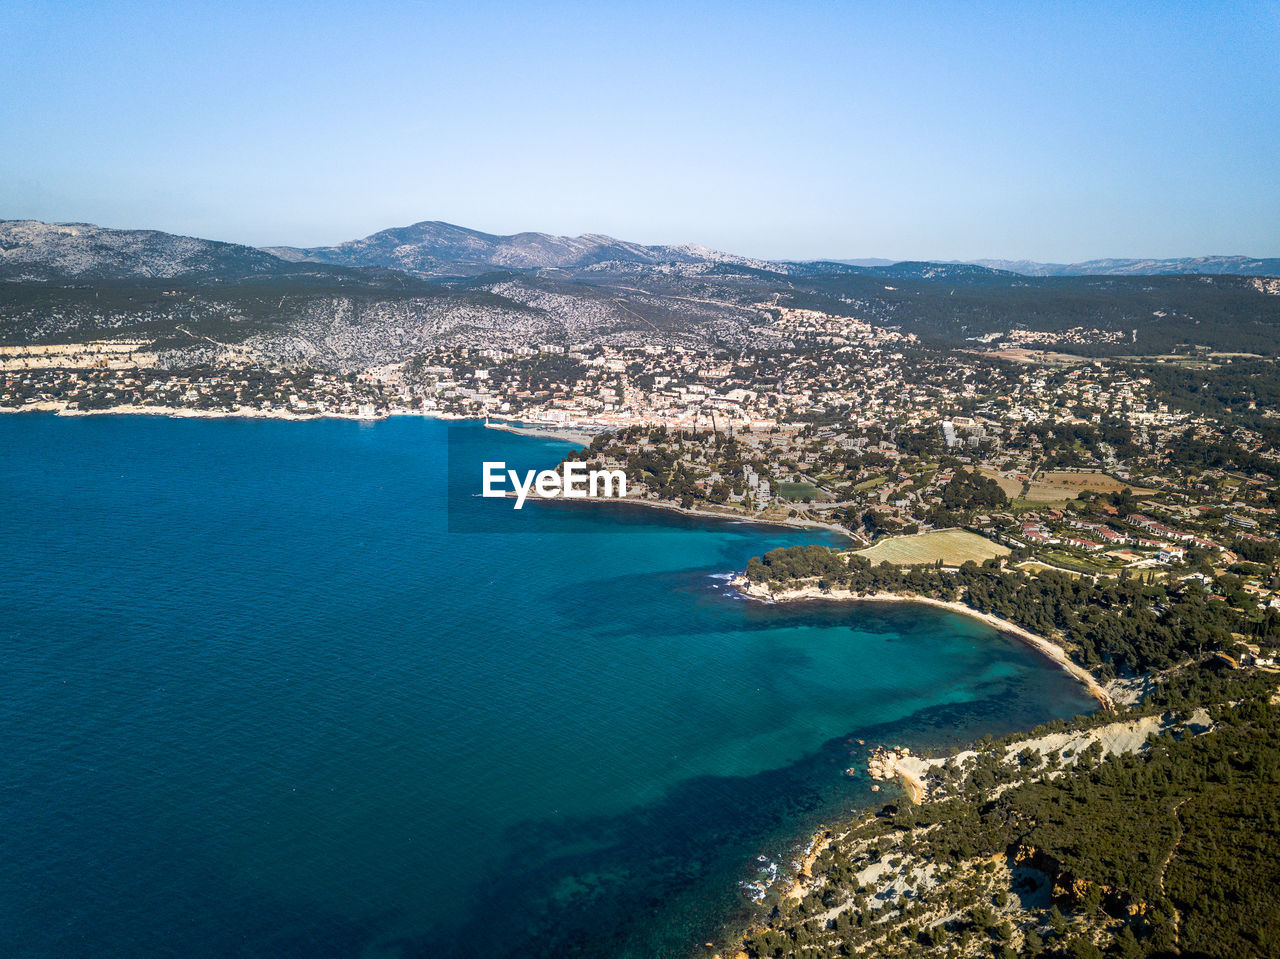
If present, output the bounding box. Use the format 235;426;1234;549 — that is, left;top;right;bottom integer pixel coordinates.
482;420;601;446
734;578;1113;709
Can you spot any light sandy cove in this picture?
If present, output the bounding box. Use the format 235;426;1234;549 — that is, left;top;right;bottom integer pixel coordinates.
733;577;1113;710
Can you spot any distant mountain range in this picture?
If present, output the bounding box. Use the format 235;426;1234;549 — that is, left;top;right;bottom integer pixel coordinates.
0;219;418;287
4;218;1277;284
3;217;1280;367
264;220;772;277
965;256;1280;278
270;224;1280;279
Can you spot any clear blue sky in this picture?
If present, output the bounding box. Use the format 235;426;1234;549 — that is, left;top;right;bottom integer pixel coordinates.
2;0;1277;261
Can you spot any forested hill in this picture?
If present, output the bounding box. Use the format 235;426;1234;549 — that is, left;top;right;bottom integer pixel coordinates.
777;270;1280;355
733;666;1280;959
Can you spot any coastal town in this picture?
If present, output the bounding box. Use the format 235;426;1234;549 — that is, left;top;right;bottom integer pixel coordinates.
7;306;1280;634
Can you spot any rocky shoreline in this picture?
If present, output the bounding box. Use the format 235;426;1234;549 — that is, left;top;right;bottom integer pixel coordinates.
864;745;926;804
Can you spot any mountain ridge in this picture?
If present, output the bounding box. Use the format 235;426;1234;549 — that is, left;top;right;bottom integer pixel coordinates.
0;219;290;283
5;218;1280;368
0;219;436;289
967;255;1280;277
6;217;1278;284
263;219;774;277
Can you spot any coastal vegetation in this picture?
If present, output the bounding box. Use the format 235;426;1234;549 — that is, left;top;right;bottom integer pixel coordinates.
728;529;1280;958
731;668;1280;959
743;548;1251;679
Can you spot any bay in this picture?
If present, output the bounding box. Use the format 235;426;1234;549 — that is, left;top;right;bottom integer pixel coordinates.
0;415;1095;958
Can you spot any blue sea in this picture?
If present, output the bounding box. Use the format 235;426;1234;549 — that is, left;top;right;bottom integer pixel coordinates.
0;415;1095;958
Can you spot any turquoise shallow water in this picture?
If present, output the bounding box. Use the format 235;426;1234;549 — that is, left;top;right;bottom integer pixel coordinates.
0;415;1095;958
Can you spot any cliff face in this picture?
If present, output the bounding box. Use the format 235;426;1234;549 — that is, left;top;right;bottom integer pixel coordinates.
1014;844;1144;916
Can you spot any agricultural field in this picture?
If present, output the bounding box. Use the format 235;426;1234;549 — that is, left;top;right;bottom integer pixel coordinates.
983;348;1089;366
1022;470;1156;503
854;528;1010;566
1039;549;1116;574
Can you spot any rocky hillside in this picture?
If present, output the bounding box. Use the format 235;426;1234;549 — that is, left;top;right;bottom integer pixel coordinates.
6;219;1280;366
729;668;1280;959
265;220;772;277
0;220;293;283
